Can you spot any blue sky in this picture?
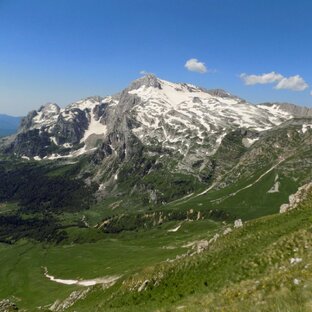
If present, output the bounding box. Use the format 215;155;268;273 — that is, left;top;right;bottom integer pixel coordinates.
0;0;311;116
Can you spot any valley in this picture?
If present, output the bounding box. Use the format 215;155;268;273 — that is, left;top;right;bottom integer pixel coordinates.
1;1;312;310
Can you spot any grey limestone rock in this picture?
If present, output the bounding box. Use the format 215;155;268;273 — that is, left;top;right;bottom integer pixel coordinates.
52;109;89;145
258;102;312;117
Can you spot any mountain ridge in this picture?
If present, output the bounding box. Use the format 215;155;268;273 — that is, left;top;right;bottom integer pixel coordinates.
3;74;311;160
0;114;21;137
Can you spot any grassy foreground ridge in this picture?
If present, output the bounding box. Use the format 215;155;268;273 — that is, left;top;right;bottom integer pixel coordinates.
65;189;312;311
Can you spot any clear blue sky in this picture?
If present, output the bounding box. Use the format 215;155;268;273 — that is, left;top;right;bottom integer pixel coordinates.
0;0;311;116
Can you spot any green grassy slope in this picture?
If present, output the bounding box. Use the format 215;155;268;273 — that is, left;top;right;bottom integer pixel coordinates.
168;168;301;220
0;219;220;310
68;189;312;312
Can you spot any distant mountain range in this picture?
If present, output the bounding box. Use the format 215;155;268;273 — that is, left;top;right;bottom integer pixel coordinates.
0;114;21;137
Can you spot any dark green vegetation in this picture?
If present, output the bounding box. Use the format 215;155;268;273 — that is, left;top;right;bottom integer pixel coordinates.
0;215;67;244
99;206;232;234
0;160;96;243
0;161;96;213
109;149;206;208
0;165;311;311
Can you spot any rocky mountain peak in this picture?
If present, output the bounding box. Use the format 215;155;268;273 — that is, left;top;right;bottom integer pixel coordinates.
38;103;60;116
257;102;312;118
66;96;105;111
128;74;162;91
206;88;240;100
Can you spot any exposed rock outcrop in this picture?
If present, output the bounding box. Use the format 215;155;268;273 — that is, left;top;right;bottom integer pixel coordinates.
0;299;18;311
234;219;243;228
280;182;312;213
258;102;312;118
49;289;90;312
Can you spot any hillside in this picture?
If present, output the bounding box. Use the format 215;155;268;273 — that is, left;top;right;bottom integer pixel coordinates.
61;185;312;312
1;183;311;311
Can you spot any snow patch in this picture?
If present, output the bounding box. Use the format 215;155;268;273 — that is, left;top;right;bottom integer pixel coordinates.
242;137;259;148
268;181;280;193
44;267;120;287
129;78;292;157
290;258;302;265
268;174;280;193
50;137;57;145
302;123;312;134
81;111;107;143
168;224;181;232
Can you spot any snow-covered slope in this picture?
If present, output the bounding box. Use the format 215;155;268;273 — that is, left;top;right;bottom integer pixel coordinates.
128;77;292;156
10;96;118;159
2;74;301;161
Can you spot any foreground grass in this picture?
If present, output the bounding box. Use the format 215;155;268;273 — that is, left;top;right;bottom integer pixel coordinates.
68;191;312;312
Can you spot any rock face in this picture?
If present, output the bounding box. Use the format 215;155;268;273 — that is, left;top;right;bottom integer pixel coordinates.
257;102;312;118
280;182;312;213
3;96;118;158
234;219;243;228
0;299;18;311
50;289;90;312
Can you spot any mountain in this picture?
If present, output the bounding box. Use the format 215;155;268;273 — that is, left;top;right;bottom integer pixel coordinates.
0;114;21;137
2;75;303;160
1;74;311;211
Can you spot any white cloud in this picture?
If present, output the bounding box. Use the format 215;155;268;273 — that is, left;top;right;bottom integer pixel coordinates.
185;58;207;73
275;75;309;91
310;91;312;96
240;72;283;85
240;71;309;92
